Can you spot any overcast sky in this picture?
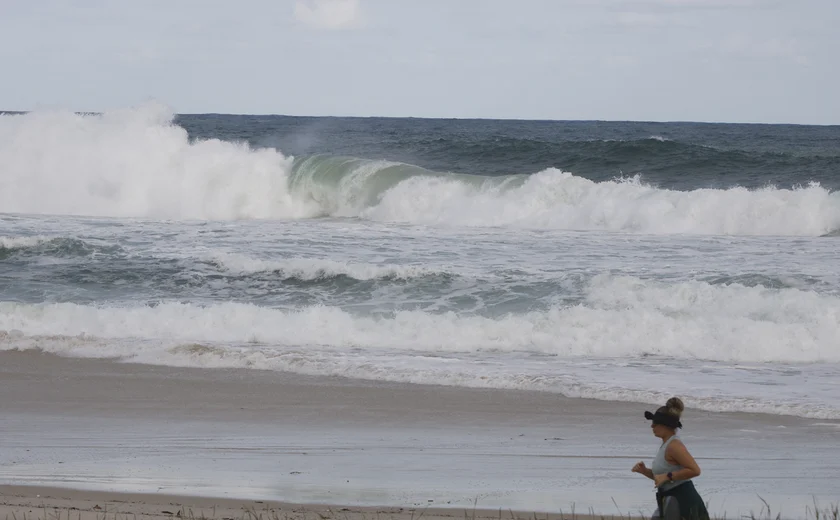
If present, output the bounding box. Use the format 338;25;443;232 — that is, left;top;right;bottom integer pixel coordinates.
1;0;837;124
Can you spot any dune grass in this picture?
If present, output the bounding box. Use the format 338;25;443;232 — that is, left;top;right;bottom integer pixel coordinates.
3;497;838;520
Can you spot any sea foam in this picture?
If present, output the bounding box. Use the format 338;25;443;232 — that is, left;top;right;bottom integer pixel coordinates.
1;105;838;235
2;275;837;363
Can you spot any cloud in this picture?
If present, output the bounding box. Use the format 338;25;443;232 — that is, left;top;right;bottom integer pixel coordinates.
613;11;673;26
623;0;765;6
294;0;361;30
598;0;776;12
716;33;808;64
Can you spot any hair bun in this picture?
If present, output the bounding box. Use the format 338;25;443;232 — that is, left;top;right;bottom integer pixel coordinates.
666;397;684;418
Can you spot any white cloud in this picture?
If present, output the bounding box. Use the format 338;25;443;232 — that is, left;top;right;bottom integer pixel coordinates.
294;0;361;30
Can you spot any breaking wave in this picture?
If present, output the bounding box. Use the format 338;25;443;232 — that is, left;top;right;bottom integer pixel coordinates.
1;105;839;235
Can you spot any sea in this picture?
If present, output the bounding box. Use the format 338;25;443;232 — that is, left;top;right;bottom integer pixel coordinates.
1;104;840;420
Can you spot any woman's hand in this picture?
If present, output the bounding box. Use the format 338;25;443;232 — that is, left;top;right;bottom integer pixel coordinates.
632;461;654;480
653;473;670;487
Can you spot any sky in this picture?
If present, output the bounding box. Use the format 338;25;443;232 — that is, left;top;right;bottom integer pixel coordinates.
0;0;838;124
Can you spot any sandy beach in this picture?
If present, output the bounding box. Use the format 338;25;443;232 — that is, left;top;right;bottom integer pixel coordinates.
1;350;838;519
0;484;651;520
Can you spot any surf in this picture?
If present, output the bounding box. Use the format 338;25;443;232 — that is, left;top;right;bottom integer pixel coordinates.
2;274;839;363
2;105;839;236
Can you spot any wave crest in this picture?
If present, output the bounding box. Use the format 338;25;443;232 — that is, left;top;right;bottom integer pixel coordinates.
0;235;52;250
357;170;840;235
2;105;839;235
210;253;453;281
0;104;317;220
2;275;838;362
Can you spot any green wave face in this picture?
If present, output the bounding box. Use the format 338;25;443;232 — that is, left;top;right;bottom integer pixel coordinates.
287;154;525;216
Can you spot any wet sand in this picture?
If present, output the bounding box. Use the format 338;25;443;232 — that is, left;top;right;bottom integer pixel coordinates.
1;350;838;518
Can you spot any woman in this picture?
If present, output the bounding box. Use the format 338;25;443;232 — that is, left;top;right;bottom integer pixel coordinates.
632;397;709;520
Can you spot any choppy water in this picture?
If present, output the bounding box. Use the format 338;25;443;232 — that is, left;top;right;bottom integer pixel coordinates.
1;105;839;418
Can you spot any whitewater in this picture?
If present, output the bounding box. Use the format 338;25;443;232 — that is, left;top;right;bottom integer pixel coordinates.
1;105;839;235
2;105;840;420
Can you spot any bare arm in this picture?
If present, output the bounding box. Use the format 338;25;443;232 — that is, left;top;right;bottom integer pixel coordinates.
653;440;701;486
632;461;654;480
667;439;701;479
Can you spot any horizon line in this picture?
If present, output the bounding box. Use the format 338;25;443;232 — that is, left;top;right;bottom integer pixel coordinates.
1;109;838;127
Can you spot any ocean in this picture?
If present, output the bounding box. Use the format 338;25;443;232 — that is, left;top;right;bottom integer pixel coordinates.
1;104;840;421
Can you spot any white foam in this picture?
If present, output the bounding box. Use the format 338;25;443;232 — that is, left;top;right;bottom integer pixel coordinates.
1;275;838;363
2;105;839;236
211;253;452;280
0;236;52;249
0;104;318;220
362;170;840;236
4;332;838;419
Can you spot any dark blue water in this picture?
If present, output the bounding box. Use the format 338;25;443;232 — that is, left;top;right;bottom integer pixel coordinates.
177;115;840;190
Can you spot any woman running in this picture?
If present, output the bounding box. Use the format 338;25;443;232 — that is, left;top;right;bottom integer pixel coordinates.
632;397;709;520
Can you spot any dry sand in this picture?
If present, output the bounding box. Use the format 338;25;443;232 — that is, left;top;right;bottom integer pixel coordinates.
0;485;630;520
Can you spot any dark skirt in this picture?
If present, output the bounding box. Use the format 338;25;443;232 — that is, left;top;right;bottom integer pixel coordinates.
654;480;709;520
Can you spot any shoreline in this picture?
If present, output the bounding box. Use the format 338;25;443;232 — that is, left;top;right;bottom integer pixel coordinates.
0;349;818;423
1;350;838;518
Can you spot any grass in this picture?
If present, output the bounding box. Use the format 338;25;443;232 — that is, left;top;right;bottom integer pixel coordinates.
2;497;838;520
